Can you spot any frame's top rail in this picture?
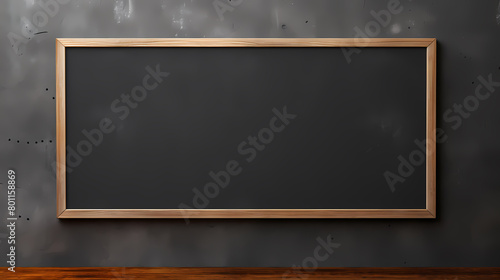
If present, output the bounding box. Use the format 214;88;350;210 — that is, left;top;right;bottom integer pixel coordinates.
56;38;436;48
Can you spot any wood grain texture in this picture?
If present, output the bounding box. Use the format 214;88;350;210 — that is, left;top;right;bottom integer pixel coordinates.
55;39;66;217
56;38;437;219
58;209;435;219
56;38;435;47
426;39;437;218
2;267;499;280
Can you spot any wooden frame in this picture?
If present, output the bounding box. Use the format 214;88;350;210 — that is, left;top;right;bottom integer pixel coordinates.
56;38;436;219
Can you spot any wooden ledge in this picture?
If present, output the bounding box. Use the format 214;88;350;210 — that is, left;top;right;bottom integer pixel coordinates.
2;267;499;279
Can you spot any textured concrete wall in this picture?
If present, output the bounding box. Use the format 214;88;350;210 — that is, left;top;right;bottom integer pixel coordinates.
1;0;500;268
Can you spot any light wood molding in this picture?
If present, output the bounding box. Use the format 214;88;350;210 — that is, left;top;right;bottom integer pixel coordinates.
56;38;436;47
56;39;66;217
426;39;437;218
56;38;437;219
58;209;435;219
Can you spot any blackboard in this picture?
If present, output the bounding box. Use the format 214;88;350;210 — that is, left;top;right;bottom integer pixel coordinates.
55;38;436;218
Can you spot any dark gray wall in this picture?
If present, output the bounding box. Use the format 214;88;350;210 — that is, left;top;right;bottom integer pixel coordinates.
1;0;500;268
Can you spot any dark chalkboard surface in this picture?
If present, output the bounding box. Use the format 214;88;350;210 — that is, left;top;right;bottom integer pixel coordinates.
57;39;436;218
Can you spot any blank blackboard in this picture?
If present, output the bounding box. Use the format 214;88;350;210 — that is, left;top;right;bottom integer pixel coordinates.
56;38;436;218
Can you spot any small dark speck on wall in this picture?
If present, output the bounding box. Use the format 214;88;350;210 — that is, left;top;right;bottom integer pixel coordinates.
16;140;19;143
35;141;38;144
305;20;308;23
8;139;11;141
53;97;55;99
27;141;29;144
408;26;411;29
46;88;48;91
27;218;30;221
50;140;53;143
41;140;44;143
281;24;287;29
